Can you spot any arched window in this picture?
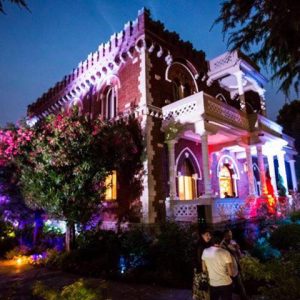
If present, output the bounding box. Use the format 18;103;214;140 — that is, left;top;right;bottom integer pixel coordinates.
105;170;117;201
172;78;181;101
219;165;235;198
178;158;198;200
166;62;198;102
217;155;239;198
183;83;192;98
105;86;117;119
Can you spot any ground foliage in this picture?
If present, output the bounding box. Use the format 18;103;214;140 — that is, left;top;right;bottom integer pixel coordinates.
241;252;300;300
269;223;300;251
33;279;106;300
215;0;300;95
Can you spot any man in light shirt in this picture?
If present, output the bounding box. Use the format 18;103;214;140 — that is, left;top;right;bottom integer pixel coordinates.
202;231;233;300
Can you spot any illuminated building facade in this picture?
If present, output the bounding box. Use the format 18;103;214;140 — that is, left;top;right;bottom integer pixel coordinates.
27;9;298;226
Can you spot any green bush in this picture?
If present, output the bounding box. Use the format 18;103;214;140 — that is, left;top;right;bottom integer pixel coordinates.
240;255;266;281
150;222;195;287
290;210;300;222
269;224;300;251
258;252;300;300
54;230;121;276
42;248;61;267
5;245;31;259
240;252;300;299
32;279;106;300
121;227;152;269
0;219;18;257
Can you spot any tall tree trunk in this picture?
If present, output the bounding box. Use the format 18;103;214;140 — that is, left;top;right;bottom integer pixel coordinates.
65;221;75;252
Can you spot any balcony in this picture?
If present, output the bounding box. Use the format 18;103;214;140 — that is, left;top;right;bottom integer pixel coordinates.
162;92;250;134
207;51;267;97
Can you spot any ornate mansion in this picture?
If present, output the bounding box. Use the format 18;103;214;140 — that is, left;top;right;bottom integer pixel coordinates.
27;9;298;226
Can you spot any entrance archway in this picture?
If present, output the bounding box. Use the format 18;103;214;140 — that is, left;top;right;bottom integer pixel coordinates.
217;155;240;198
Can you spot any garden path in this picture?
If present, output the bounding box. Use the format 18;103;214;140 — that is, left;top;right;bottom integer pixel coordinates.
0;260;192;300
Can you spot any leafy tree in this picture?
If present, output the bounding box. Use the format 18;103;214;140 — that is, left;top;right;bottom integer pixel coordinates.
215;0;300;95
0;0;29;14
277;100;300;152
15;110;143;251
276;100;300;186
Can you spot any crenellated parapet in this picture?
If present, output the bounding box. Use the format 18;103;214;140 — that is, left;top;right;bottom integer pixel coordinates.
27;8;209;123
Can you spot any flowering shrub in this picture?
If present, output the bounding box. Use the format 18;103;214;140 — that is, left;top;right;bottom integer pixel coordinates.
0;125;33;166
0;109;144;251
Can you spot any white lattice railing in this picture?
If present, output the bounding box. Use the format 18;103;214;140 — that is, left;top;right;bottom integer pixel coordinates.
168;200;200;222
162;92;249;131
167;198;249;223
208;51;239;74
213;198;248;223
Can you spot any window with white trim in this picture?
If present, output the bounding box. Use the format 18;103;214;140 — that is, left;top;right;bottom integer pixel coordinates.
105;86;117;119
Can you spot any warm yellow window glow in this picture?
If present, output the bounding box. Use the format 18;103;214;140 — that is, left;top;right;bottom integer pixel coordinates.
105;170;117;201
178;175;196;200
219;165;234;198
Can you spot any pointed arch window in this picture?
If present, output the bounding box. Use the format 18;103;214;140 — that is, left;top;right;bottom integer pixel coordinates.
183;83;191;98
105;86;117;119
178;158;198;200
217;156;239;198
219;165;235;198
172;78;181;101
166;62;198;102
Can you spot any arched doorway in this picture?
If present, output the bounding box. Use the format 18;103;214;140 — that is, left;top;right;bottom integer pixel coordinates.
178;158;197;200
176;148;202;200
219;165;235;198
217;155;239;198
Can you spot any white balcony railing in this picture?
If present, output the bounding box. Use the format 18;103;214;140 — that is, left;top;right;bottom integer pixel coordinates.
162;92;249;132
167;197;248;223
208;51;239;75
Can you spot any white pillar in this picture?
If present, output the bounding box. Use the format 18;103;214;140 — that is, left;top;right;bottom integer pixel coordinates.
166;140;177;201
245;146;256;196
289;160;298;191
234;71;246;112
201;133;212;196
277;150;288;194
258;89;267;116
256;145;268;195
267;153;278;196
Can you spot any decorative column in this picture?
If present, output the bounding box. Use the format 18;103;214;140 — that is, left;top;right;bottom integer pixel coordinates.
277;150;288;193
267;153;278;196
201;133;212;196
258;89;267;116
288;160;298;191
166;140;177;201
245;146;256;196
256;145;268;195
234;71;246;112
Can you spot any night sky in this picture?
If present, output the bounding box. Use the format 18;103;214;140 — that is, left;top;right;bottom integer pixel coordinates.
0;0;295;126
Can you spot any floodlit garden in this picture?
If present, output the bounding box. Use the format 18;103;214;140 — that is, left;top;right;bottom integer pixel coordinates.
1;110;300;300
